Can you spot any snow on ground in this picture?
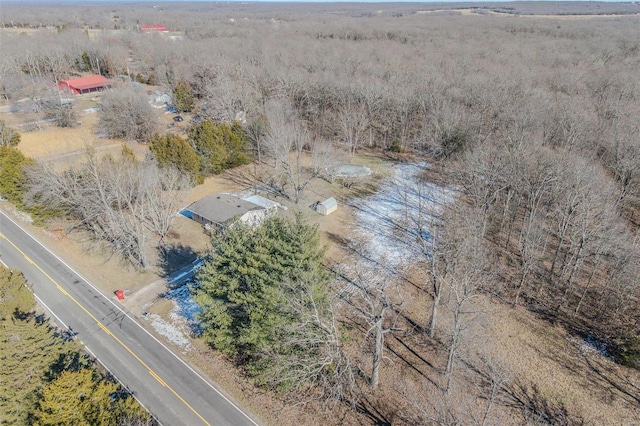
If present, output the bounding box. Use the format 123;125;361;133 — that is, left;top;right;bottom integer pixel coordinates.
146;313;193;352
144;283;203;352
331;164;372;177
351;162;457;268
578;335;614;360
165;283;203;327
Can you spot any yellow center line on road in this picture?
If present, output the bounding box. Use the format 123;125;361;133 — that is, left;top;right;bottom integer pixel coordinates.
0;231;211;426
149;370;169;387
56;284;69;296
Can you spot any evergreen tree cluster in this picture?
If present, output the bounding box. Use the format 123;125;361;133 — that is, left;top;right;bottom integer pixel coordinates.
148;134;200;179
149;120;251;183
0;266;152;426
0;143;58;222
172;81;195;113
0;145;32;208
194;214;336;387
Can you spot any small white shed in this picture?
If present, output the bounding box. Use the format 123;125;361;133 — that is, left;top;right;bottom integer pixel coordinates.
316;197;338;216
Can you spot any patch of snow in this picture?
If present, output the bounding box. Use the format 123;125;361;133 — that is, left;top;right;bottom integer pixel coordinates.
351;162;457;268
164;284;202;324
145;313;192;352
144;283;203;352
331;164;372;178
168;269;189;284
579;335;614;360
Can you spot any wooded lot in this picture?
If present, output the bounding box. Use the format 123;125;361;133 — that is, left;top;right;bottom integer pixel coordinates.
1;2;639;424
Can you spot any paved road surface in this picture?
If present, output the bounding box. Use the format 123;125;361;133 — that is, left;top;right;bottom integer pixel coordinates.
0;211;259;426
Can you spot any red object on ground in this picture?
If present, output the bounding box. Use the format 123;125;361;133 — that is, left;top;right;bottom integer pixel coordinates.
115;289;125;300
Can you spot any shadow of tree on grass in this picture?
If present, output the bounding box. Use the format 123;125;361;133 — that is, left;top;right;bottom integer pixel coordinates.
157;243;199;280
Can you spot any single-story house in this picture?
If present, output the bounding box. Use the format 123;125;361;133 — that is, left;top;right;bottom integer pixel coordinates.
185;193;268;230
316;197;338;216
140;24;169;33
57;75;110;95
242;194;282;214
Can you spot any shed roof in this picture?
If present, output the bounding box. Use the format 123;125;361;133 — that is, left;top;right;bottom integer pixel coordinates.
187;194;263;226
61;75;110;91
319;197;337;209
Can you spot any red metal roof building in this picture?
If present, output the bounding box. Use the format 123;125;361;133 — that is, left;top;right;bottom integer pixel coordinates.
58;75;110;95
140;24;169;33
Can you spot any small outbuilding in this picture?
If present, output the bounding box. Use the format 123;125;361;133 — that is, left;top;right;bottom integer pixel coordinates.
185;193;267;230
58;75;110;95
140;24;169;33
316;197;338;216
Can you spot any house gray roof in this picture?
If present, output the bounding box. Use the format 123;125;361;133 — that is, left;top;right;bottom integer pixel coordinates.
187;193;263;226
243;195;279;210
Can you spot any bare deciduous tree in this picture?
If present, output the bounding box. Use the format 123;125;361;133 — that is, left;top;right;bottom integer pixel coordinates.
267;276;357;405
0;120;21;147
262;98;339;203
439;207;491;393
137;163;191;245
343;260;404;389
338;99;369;159
26;147;190;269
97;86;158;143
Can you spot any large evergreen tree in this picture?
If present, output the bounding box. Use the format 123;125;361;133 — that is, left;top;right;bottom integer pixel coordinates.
173;81;195;113
149;133;201;182
0;317;79;425
188;120;250;175
0;267;32;320
194;214;336;384
33;369;117;426
0;146;33;206
33;368;149;426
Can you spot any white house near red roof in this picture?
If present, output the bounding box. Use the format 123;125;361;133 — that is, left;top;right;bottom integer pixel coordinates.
140;24;169;33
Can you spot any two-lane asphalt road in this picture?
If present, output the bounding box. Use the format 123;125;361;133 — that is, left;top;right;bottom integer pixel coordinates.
0;211;259;426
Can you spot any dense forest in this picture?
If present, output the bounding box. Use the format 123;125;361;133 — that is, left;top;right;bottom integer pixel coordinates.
1;2;639;424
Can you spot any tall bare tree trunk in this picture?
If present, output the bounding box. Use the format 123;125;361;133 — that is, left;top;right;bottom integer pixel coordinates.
445;302;461;394
371;314;384;389
428;270;441;339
